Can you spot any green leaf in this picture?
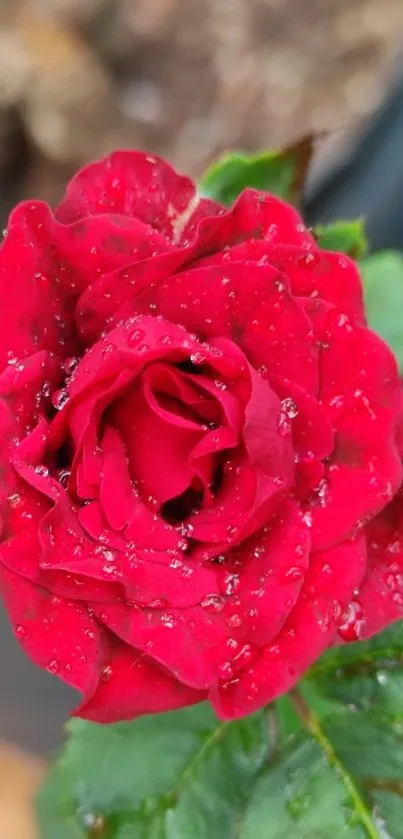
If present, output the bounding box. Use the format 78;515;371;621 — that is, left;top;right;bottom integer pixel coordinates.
39;677;403;839
324;711;403;839
315;219;368;258
38;622;403;838
245;688;403;839
37;703;272;839
200;137;313;206
359;251;403;371
240;738;367;838
309;621;403;716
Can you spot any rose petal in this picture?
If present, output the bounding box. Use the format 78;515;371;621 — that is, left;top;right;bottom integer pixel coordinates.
92;597;238;689
303;299;403;549
99;425;134;531
130;263;317;389
270;245;365;322
0;203;77;364
234;501;310;645
56;150;221;244
74;640;205;723
0;562;102;692
113;382;203;506
348;493;403;639
211;534;367;718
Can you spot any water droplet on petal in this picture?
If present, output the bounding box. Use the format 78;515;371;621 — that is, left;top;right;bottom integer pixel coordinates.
160;613;176;628
219;661;234;679
190;351;205;365
201;594;225;613
227;613;242;628
14;624;27;639
302;511;313;528
52;388;69;411
128;328;146;347
278;412;291;437
281;398;298;419
297;252;319;269
35;464;49;477
281;566;304;583
339;601;365;641
47;659;60;674
63;356;80;375
223;573;240;596
7;492;21;508
58;469;71;488
41;381;52;398
100;664;113;682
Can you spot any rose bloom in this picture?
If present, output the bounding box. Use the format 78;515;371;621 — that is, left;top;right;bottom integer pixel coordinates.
0;152;402;722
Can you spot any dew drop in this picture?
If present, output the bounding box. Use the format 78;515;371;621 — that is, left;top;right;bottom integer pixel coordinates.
298;252;319;269
7;492;21;508
315;478;328;507
201;594;225;613
227;613;242;628
100;664;113;682
41;381;52;399
79;811;106;833
338;601;365;641
63;356;79;375
58;469;71;488
281;566;304;583
14;624;27;639
35;464;49;477
219;661;234;679
302;510;313;528
278;411;291;437
281;397;298;419
128;328;146;347
47;659;60;674
52;388;69;411
190;351;205;365
223;573;240;596
160;613;176;628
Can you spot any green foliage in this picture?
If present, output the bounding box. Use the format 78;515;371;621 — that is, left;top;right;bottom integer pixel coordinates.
38;623;403;838
359;251;403;372
37;704;271;839
200;138;313;206
315;219;368;259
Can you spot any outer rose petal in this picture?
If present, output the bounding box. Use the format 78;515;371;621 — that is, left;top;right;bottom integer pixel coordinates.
233;501;311;646
211;534;367;718
56;150;222;244
74;641;205;723
344;492;403;640
195;241;365;323
269;245;366;323
75;191;316;345
303;298;403;549
192;189;317;252
0;562;103;693
0;203;76;365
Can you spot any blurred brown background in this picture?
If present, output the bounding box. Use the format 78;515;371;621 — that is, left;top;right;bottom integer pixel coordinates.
0;0;402;221
0;1;402;837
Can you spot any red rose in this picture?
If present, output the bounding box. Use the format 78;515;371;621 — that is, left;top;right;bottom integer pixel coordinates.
338;487;403;642
0;151;402;722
